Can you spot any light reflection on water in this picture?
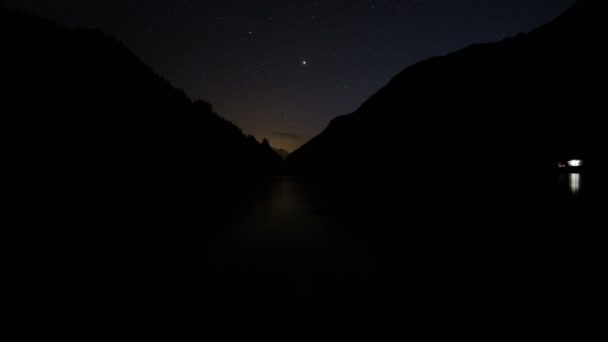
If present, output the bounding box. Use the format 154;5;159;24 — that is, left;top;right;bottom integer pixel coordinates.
569;173;581;195
558;172;582;197
209;177;358;274
206;173;597;296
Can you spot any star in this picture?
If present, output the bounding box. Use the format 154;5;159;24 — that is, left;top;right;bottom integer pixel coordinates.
302;60;307;66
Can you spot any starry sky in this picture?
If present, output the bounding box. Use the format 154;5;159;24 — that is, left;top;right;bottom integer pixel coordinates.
6;0;576;151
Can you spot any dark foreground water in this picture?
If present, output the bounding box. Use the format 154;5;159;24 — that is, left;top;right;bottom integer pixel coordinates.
207;177;373;297
16;170;601;332
205;172;603;302
11;169;603;334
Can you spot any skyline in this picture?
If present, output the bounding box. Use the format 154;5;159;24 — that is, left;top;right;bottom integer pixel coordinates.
6;0;576;151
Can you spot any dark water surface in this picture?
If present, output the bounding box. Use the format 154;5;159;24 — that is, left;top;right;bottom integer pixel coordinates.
208;177;374;297
205;172;602;301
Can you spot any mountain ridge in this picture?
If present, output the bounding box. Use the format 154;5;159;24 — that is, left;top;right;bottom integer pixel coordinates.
1;5;283;235
2;5;282;184
286;0;606;180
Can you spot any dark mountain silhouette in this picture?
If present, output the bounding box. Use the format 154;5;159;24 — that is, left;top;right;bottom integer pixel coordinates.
2;5;282;284
277;1;606;315
272;147;291;160
284;0;606;292
2;6;281;202
287;0;606;186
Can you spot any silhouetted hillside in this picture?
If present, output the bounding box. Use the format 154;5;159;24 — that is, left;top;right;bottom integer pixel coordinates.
280;1;606;312
2;6;286;308
1;5;288;272
272;147;291;160
2;6;281;198
287;0;606;186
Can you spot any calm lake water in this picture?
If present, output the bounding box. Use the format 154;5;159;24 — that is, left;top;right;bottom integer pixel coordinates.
206;172;595;297
208;177;372;279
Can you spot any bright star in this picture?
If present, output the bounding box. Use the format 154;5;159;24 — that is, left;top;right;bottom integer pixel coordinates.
302;60;307;66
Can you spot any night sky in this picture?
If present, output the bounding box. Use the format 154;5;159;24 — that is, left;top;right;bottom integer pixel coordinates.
6;0;576;151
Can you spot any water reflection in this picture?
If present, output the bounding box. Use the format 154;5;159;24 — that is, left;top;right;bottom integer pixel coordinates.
558;172;582;196
205;173;598;299
569;173;581;196
209;177;360;275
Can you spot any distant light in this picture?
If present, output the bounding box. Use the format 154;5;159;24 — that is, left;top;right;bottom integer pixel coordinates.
302;60;307;66
568;159;583;167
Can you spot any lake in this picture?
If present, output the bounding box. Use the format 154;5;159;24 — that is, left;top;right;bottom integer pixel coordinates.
205;172;600;300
